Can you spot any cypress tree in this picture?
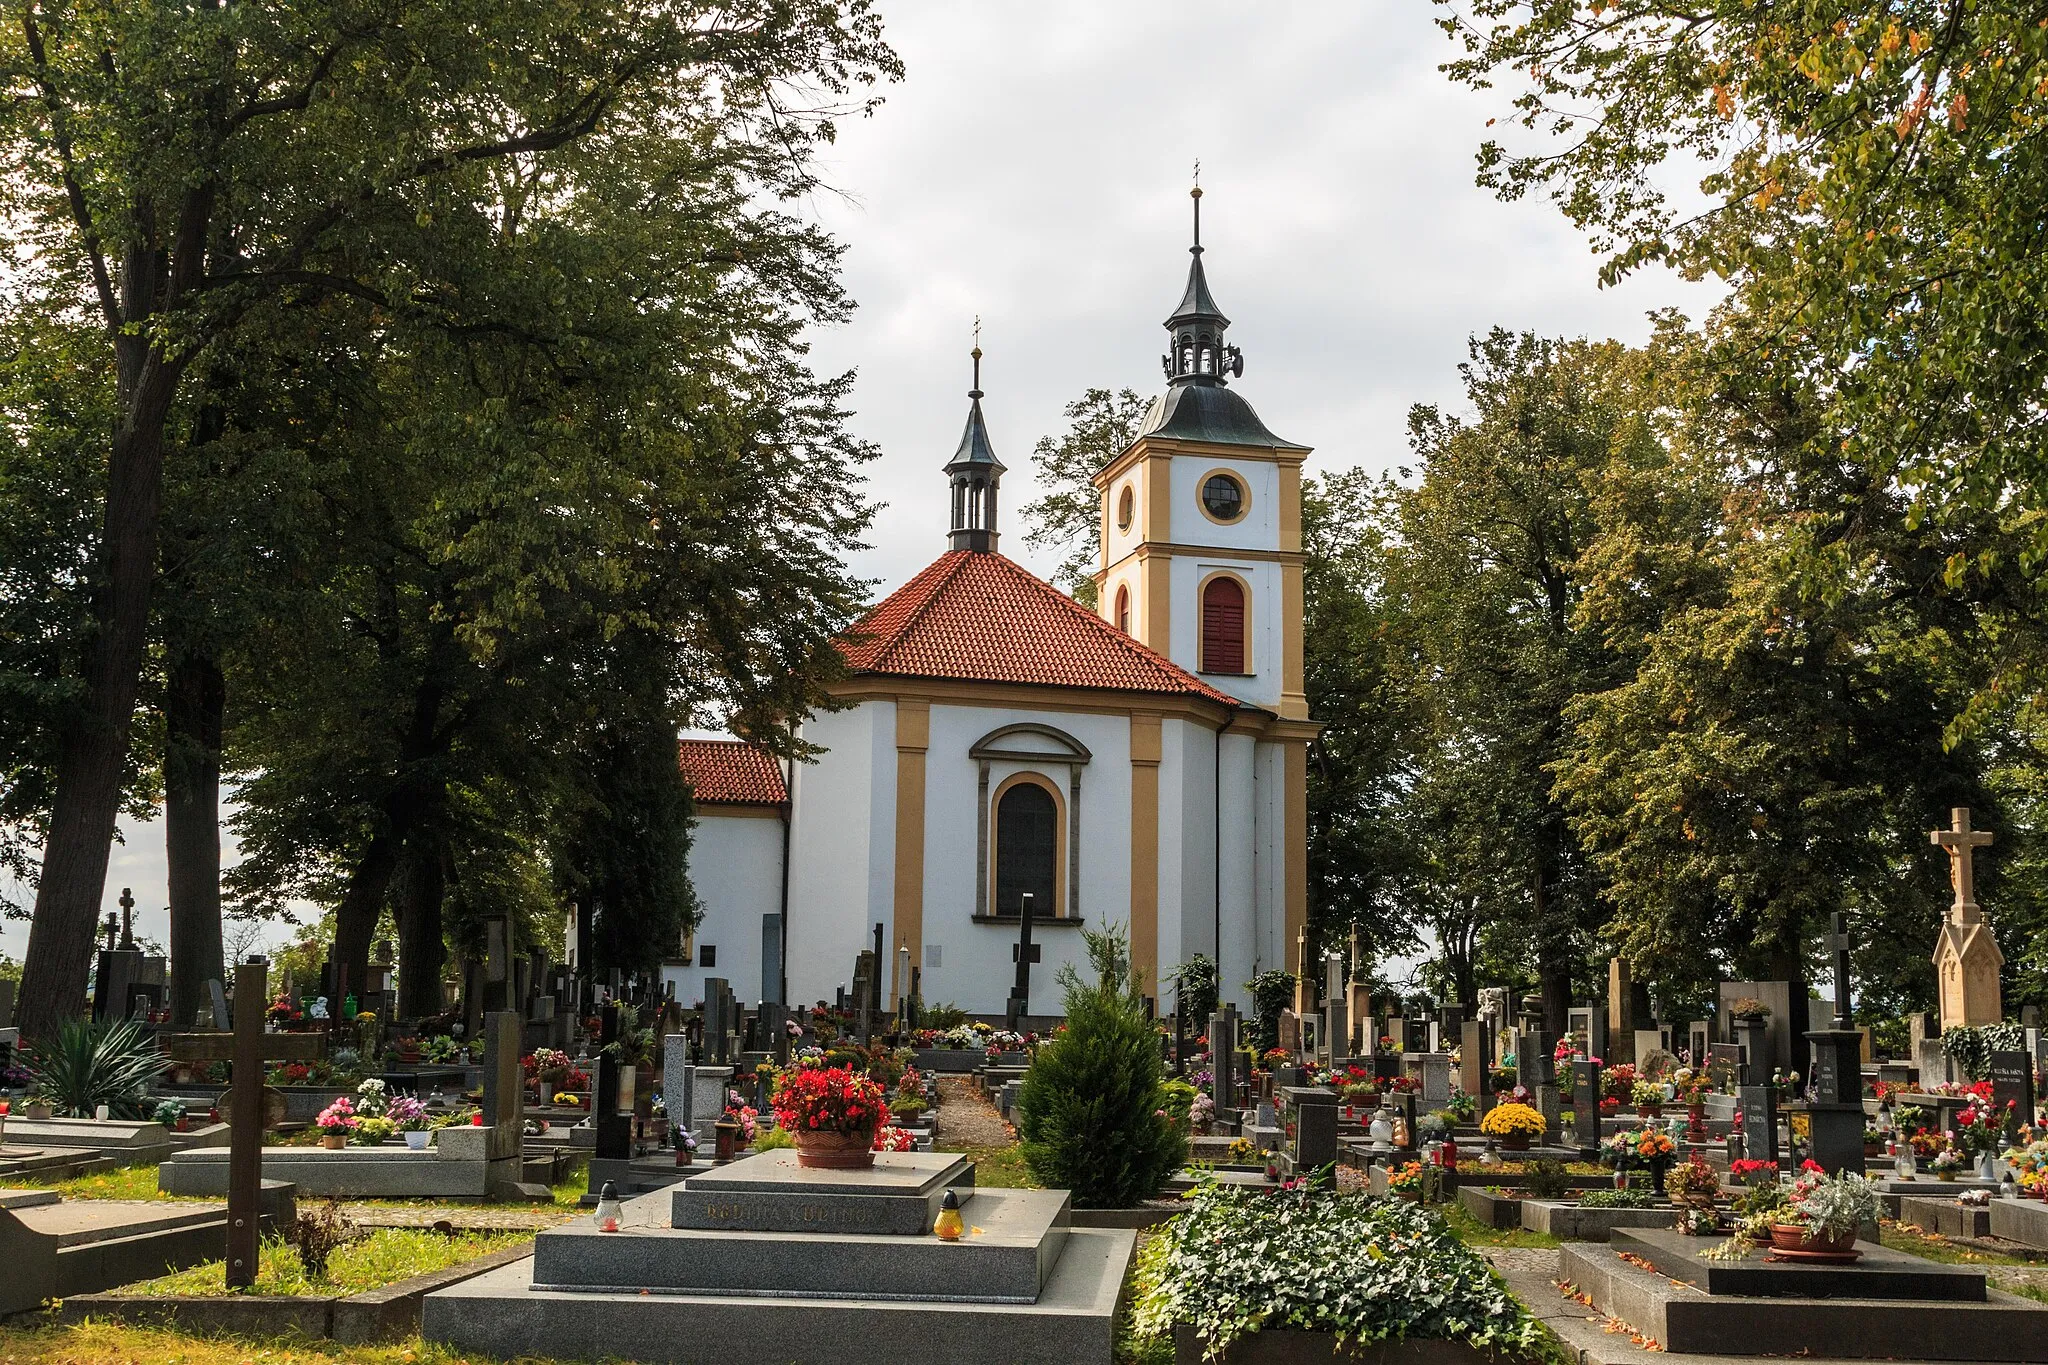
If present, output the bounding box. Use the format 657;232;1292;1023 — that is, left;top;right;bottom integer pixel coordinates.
1017;925;1187;1206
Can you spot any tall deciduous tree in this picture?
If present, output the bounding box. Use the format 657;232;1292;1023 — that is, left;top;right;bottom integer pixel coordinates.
1435;0;2048;722
1022;388;1150;605
1389;330;1661;1030
0;0;897;1034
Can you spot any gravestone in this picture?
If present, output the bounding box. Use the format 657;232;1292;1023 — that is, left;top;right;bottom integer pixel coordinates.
1719;980;1799;1073
1459;1021;1484;1098
760;912;783;1007
1277;1008;1302;1057
1585;1000;1609;1068
1402;1017;1427;1054
1733;1015;1774;1081
1931;807;2003;1032
1707;1042;1743;1093
1322;953;1347;1066
1990;1051;2034;1138
1571;1059;1602;1160
1739;1083;1780;1168
1282;1086;1338;1173
1517;1030;1555;1090
1801;912;1868;1177
1208;1010;1236;1116
1607;958;1639;1064
1688;1020;1710;1067
663;1034;695;1143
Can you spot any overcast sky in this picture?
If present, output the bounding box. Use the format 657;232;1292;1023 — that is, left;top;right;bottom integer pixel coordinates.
6;1;1720;973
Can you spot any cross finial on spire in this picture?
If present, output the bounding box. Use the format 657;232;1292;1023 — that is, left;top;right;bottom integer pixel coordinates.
970;315;983;396
1190;164;1203;251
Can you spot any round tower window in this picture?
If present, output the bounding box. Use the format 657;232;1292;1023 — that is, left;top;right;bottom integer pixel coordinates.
1201;473;1245;522
1117;485;1135;530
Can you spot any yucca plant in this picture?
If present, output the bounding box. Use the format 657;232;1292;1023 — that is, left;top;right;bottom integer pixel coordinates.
26;1018;167;1118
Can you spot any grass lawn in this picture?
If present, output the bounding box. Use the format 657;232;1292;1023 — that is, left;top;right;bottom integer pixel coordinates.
1881;1217;2036;1265
123;1227;529;1298
1;1164;205;1202
0;1323;519;1363
936;1142;1038;1188
1437;1197;1561;1249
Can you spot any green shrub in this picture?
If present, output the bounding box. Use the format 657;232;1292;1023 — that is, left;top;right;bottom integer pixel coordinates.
1524;1157;1572;1198
920;1002;971;1031
1169;955;1219;1025
1577;1187;1655;1208
1016;925;1187;1206
752;1127;796;1152
1244;970;1295;1052
26;1018;165;1118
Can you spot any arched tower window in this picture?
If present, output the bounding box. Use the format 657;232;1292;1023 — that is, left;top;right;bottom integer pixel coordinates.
1201;576;1247;674
1117;485;1134;531
994;779;1059;918
1115;584;1130;634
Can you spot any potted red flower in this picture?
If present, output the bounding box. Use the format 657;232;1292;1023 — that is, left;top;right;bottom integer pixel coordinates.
770;1065;888;1169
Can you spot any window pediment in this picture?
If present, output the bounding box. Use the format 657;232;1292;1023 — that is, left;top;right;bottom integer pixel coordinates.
968;723;1092;766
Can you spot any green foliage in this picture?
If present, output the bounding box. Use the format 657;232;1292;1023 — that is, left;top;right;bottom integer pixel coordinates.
1167;955;1218;1024
919;1002;971;1031
1020;387;1151;606
751;1126;797;1152
1523;1157;1572;1199
1244;970;1295;1052
1130;1182;1541;1360
26;1018;165;1119
1940;1023;2027;1081
1577;1187;1657;1209
1017;925;1186;1207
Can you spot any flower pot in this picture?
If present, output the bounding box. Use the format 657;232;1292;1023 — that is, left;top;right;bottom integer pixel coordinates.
794;1127;879;1170
1638;1105;1663;1119
1939;1170;1958;1182
714;1120;740;1163
404;1130;431;1150
1501;1132;1531;1151
321;1134;347;1149
22;1102;51;1121
1769;1223;1858;1258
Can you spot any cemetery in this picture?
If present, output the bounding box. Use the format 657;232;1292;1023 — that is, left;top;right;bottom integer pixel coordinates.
9;4;2048;1364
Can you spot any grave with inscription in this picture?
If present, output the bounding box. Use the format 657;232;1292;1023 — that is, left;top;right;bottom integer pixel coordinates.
424;1149;1134;1364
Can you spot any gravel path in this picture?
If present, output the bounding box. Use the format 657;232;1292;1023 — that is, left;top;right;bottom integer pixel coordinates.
934;1075;1015;1148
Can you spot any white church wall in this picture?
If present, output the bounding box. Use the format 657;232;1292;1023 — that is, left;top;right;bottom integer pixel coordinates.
1168;552;1284;711
663;811;782;1008
1165;717;1220;1004
785;700;896;1008
1104;468;1144;566
1252;738;1289;980
1168;455;1281;553
1217;731;1259;1012
918;702;1134;1014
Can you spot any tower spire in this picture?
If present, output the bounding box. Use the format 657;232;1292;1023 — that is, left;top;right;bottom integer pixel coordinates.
944;328;1004;552
1162;175;1241;386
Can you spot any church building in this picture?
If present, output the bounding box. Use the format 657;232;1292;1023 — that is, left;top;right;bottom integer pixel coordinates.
665;191;1316;1017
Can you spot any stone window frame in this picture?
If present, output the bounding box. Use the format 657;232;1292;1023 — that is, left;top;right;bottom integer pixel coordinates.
970;723;1090;922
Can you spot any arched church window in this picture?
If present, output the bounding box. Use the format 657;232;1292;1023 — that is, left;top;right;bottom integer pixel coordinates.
1201;576;1247;674
1117;485;1134;531
994;779;1058;918
1115;584;1130;634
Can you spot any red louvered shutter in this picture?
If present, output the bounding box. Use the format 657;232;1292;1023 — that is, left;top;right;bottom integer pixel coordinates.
1202;577;1245;673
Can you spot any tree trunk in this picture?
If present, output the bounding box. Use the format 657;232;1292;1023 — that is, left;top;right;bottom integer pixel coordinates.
396;843;446;1020
165;651;226;1028
331;829;404;1022
1531;862;1572;1035
20;380;179;1039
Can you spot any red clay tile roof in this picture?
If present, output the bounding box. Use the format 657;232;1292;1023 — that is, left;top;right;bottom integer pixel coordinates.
677;739;787;806
837;550;1238;705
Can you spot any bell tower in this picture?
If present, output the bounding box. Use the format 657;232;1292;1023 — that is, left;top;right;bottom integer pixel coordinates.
945;337;1004;553
1091;185;1309;722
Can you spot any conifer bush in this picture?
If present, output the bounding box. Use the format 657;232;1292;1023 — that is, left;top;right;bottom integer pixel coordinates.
1016;925;1187;1206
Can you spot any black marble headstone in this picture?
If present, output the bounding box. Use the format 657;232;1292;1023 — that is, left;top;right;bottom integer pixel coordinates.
1571;1059;1602;1159
1991;1051;2035;1138
1738;1084;1779;1168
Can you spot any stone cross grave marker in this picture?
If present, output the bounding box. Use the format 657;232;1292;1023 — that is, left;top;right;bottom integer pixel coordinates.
1931;806;2003;1032
1006;892;1040;1030
1826;913;1855;1029
168;959;325;1289
1805;912;1870;1173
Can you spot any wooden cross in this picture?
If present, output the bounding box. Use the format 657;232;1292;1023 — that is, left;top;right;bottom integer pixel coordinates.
1931;806;1994;917
169;959;325;1289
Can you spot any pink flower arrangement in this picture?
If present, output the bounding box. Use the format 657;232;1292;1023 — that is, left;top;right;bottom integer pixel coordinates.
315;1098;359;1135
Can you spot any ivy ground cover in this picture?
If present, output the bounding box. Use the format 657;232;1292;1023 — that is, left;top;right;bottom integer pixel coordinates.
1130;1180;1540;1361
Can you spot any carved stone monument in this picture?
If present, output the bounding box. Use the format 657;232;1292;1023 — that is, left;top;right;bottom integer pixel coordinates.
1931;807;2002;1032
